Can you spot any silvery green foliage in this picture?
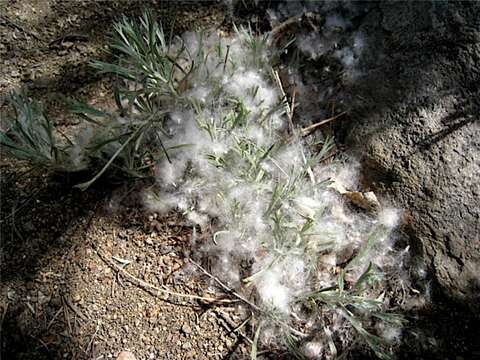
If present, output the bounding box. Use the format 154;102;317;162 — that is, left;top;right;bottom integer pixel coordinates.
1;11;407;359
109;13;405;360
0;92;69;169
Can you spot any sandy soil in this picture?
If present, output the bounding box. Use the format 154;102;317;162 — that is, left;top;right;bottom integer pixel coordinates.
1;1;257;359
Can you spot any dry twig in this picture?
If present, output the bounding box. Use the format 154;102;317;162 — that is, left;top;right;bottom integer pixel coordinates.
273;70;294;134
214;309;253;345
302;112;347;137
189;260;308;338
93;245;236;305
63;295;88;322
0;16;40;40
190;260;261;311
47;307;63;330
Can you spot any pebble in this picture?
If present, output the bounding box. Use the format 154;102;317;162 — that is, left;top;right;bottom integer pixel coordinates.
181;323;192;335
116;351;136;360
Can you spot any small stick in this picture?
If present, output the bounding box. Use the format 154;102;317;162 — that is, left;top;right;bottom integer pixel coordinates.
63;296;88;322
273;70;294;134
290;84;297;123
231;314;251;334
2;188;41;222
25;302;35;315
30;335;50;353
49;34;88;46
189;260;308;338
302;112;347;137
47;307;63;330
93;246;235;305
190;260;261;312
111;275;116;297
223;45;231;73
84;322;100;354
62;299;72;336
0;303;9;329
214;309;253;345
269;15;299;46
0;16;40;41
319;148;338;164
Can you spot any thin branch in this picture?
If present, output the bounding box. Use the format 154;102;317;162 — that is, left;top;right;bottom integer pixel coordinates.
93;246;235;305
189;259;308;338
214;309;253;345
319;148;338;164
272;70;294;134
49;34;88;47
190;259;261;311
63;295;88;322
1;188;41;222
223;45;231;73
302;112;347;137
290;84;297;123
0;16;41;41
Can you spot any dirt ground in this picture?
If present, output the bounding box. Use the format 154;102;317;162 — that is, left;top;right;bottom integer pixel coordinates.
2;1;480;360
0;1;258;359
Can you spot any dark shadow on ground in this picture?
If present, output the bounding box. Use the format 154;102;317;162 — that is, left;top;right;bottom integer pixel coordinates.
0;157;111;359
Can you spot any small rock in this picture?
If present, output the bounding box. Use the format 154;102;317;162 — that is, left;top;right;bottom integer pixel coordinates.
116;351;136;360
181;323;192;335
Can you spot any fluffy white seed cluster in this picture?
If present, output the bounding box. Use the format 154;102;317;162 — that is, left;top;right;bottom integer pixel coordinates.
141;27;403;357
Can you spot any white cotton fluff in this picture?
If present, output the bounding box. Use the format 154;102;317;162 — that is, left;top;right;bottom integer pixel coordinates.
293;196;323;218
70;126;94;169
256;268;291;314
186;86;210;103
156;158;187;186
377;323;402;344
379;208;401;229
297;33;327;60
144;192;178;214
140;24;407;356
186;210;209;228
224;70;280;113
